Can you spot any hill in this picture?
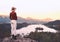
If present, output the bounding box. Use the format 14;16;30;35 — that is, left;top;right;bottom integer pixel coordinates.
44;20;60;30
0;23;29;38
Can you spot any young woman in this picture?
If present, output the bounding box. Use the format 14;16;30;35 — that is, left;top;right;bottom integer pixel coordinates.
10;7;17;40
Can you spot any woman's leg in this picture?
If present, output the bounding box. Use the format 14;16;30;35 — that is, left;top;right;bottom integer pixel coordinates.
11;20;14;36
13;20;17;36
11;20;17;39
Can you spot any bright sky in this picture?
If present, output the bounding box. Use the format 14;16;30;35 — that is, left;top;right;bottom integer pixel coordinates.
0;0;60;20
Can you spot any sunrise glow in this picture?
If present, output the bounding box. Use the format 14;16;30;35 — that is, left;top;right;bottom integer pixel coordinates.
0;0;60;20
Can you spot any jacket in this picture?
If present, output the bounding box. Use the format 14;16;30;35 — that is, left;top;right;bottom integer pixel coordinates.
10;12;17;20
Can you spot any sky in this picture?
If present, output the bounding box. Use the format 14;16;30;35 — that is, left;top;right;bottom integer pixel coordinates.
0;0;60;20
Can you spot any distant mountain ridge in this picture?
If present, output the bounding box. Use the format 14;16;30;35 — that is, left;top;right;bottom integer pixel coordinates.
0;15;48;24
0;16;10;23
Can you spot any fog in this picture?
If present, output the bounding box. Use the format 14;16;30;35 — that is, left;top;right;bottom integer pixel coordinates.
16;24;57;35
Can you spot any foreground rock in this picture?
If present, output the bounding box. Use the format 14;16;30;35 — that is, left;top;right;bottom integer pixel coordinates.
1;36;36;42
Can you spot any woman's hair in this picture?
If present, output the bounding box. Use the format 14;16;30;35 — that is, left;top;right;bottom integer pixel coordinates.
11;7;16;10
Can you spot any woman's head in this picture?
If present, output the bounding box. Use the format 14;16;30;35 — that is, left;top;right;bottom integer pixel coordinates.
11;7;16;12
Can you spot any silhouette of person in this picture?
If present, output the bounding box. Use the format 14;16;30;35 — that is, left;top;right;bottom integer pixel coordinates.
10;7;17;40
